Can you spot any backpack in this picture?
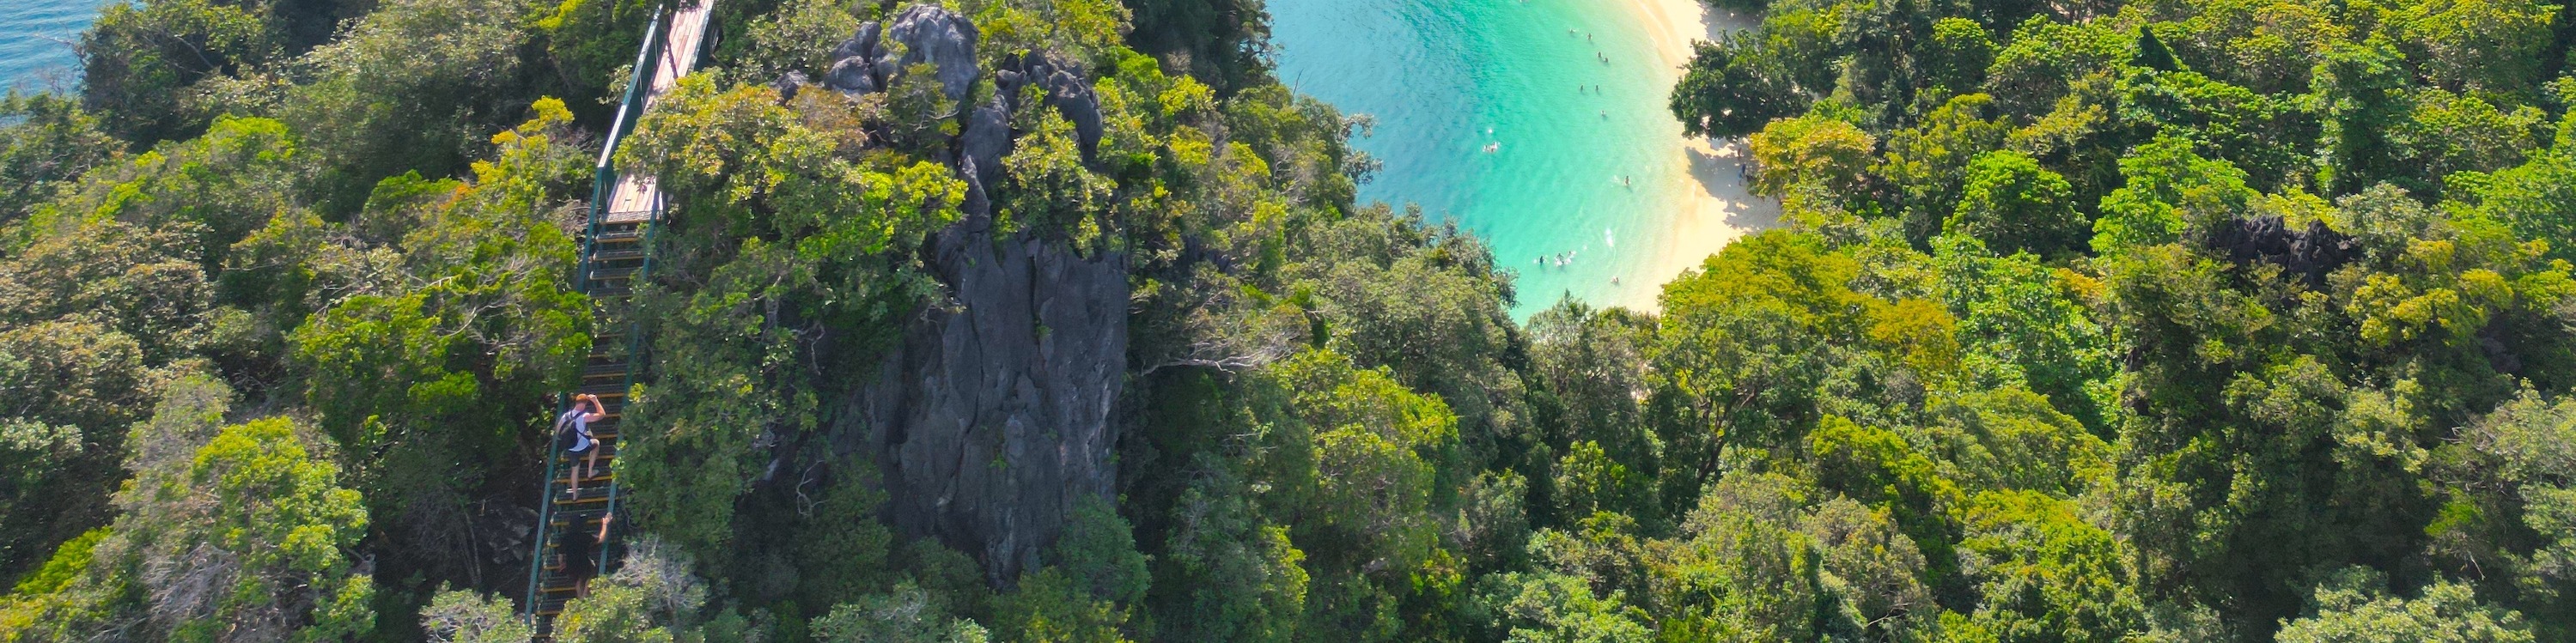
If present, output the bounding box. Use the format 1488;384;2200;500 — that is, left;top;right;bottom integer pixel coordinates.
554;409;586;452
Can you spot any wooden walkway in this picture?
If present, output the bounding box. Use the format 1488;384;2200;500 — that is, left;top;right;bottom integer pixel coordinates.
524;2;713;639
602;1;712;224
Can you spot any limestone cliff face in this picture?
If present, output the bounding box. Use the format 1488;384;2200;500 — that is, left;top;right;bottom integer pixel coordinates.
815;6;1128;584
837;216;1128;583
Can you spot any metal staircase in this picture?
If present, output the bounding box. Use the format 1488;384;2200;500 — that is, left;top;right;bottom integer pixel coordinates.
521;215;652;634
524;1;712;637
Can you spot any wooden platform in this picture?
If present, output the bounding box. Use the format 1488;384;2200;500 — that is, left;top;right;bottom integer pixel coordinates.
604;174;661;224
598;1;711;225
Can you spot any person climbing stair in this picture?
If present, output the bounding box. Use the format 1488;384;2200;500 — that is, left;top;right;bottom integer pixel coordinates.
558;513;612;598
556;393;607;499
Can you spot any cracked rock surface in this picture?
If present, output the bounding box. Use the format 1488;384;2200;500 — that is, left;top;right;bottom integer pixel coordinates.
810;15;1125;584
838;213;1128;583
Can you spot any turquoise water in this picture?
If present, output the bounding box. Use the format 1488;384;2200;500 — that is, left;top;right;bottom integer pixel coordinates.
1273;0;1769;315
0;0;109;93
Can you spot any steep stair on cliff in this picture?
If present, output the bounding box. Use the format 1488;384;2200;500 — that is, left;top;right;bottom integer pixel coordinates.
523;2;715;639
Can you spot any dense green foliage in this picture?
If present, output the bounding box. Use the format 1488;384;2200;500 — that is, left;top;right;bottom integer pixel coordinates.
1666;0;2576;638
3;0;2573;639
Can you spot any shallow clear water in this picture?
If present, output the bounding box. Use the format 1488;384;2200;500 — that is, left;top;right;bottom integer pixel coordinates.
0;0;110;94
1273;0;1769;315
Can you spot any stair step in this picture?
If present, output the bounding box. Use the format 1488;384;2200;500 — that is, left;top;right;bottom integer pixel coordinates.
567;397;628;412
557;451;616;468
545;515;612;530
554;489;618;507
545;517;612;531
558;465;618;482
588;246;649;263
588;266;642;282
558;455;617;472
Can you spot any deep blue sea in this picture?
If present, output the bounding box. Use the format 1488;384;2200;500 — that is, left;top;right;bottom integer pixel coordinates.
0;0;110;94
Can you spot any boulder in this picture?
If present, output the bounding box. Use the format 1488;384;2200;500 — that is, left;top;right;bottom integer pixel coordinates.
2208;215;2354;287
774;70;810;101
959;155;993;217
995;53;1103;161
1043;69;1103;160
831;21;881;64
822;22;887;94
960;96;1013;187
881;4;980;103
824;57;878;94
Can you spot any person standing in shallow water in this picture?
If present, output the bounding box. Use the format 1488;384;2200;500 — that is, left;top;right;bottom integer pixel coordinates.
559;513;612;598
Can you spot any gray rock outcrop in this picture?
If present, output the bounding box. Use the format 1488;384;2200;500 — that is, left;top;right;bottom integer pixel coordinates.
884;5;981;102
957;96;1012;216
838;214;1129;583
819;6;979;102
2208;215;2354;287
792;9;1126;585
823;57;878;94
960;97;1013;187
995;53;1103;160
773;70;810;101
831;21;880;64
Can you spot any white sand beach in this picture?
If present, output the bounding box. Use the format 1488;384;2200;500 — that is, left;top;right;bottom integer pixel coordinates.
1611;0;1778;310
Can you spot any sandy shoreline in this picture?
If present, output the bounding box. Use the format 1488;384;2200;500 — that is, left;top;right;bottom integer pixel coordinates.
1607;0;1776;310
